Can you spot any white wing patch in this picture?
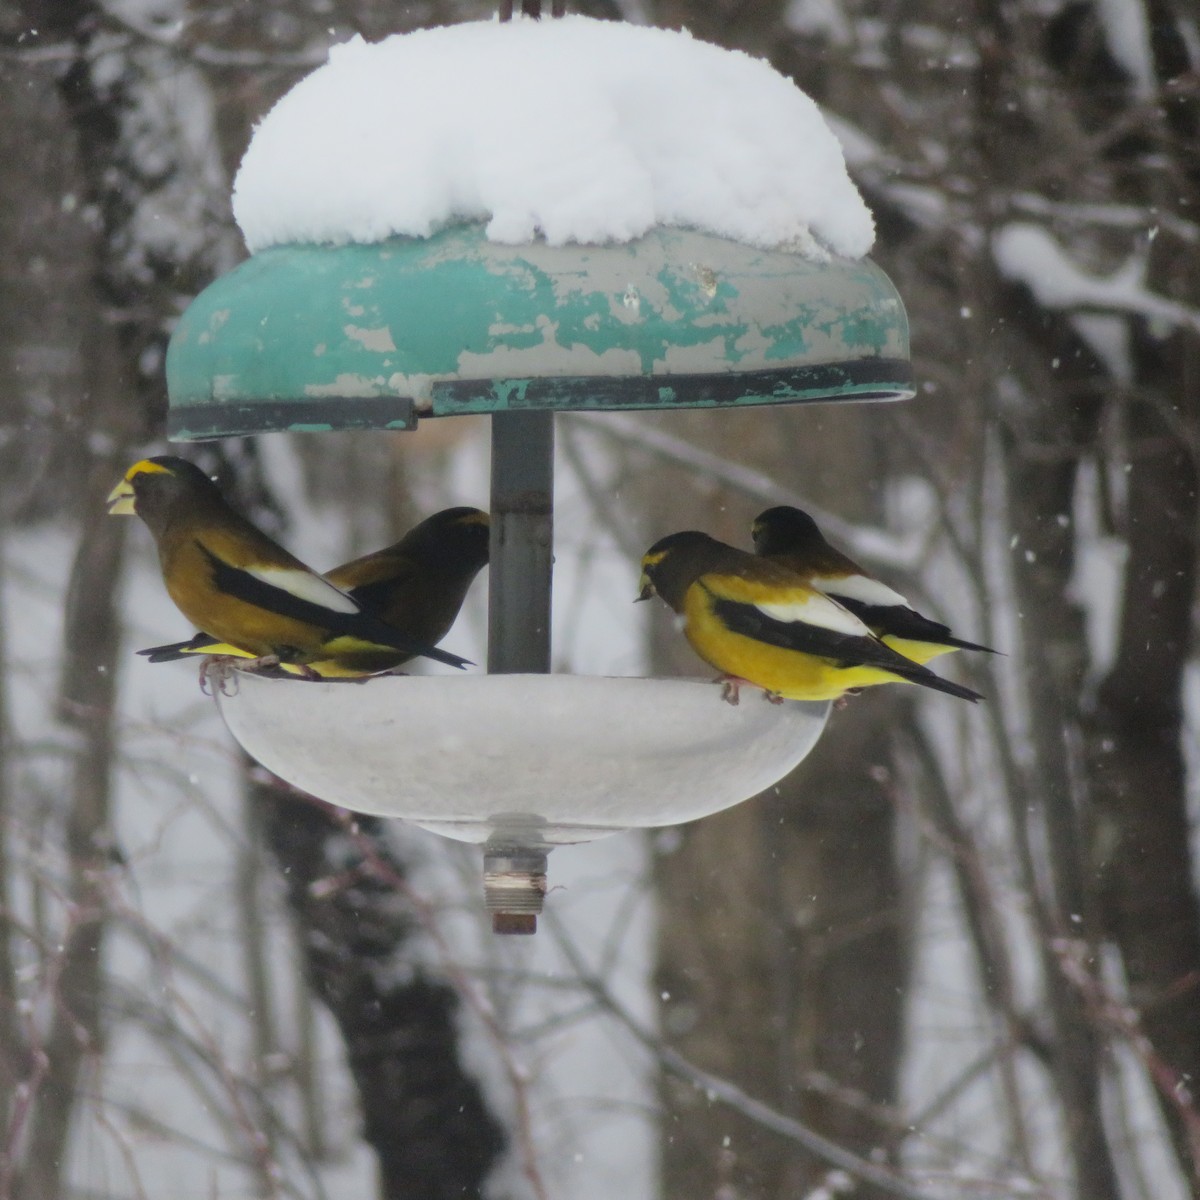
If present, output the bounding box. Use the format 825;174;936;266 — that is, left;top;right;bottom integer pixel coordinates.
755;592;870;637
246;565;361;614
812;572;909;608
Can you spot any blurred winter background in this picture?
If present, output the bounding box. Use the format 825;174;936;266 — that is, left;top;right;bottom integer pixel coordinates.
1;1;1198;1198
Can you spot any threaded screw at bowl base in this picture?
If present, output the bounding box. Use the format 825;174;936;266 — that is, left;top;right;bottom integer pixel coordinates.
483;847;548;935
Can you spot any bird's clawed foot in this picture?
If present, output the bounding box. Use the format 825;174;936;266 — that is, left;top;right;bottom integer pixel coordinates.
763;690;784;705
200;653;285;695
200;656;241;696
718;675;742;706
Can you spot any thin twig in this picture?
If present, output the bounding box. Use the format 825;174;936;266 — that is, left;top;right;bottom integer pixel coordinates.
545;912;947;1200
568;413;925;569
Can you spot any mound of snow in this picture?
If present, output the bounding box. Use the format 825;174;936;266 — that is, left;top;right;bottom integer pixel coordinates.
233;16;873;258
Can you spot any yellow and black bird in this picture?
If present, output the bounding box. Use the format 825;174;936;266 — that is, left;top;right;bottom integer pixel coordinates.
138;506;490;677
107;456;471;675
638;530;982;703
751;505;995;665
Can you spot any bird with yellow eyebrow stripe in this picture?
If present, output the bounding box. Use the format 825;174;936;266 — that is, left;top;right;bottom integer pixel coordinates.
137;506;490;677
638;530;982;704
108;457;471;675
752;506;996;665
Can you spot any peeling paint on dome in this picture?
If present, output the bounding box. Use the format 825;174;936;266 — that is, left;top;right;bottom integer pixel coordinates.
166;222;911;439
344;325;397;352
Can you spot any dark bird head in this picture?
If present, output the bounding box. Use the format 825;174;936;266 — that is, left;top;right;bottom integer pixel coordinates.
397;507;490;573
638;530;731;612
751;505;826;558
107;456;225;537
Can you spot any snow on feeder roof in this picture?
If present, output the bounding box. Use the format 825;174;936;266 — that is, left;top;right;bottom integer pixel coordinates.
232;17;874;256
166;16;911;439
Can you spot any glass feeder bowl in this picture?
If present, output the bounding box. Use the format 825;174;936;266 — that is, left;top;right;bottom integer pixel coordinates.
214;672;830;932
215;671;829;843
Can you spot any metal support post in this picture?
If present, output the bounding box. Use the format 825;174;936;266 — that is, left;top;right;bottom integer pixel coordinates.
486;410;554;931
488;409;554;674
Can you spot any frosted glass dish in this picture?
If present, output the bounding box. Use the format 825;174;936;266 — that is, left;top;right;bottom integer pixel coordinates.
214;672;829;846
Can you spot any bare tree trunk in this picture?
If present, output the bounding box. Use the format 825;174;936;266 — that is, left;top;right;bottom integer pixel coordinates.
652;0;788;54
252;777;507;1200
0;508;14;1144
18;460;129;1200
1000;376;1121;1200
1088;330;1200;1176
1083;6;1200;1170
7;1;205;1189
772;706;908;1199
649;406;909;1200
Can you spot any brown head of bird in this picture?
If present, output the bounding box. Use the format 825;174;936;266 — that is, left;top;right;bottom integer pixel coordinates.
750;505;827;558
398;507;491;576
106;456;226;539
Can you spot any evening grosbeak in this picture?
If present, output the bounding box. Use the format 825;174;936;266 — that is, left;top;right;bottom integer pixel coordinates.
107;457;470;675
138;506;490;677
637;530;982;703
751;505;995;664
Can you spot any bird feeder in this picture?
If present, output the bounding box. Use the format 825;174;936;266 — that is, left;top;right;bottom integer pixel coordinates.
164;15;913;933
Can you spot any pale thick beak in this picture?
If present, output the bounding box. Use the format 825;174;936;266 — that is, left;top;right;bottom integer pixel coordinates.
636;574;654;602
106;479;136;515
